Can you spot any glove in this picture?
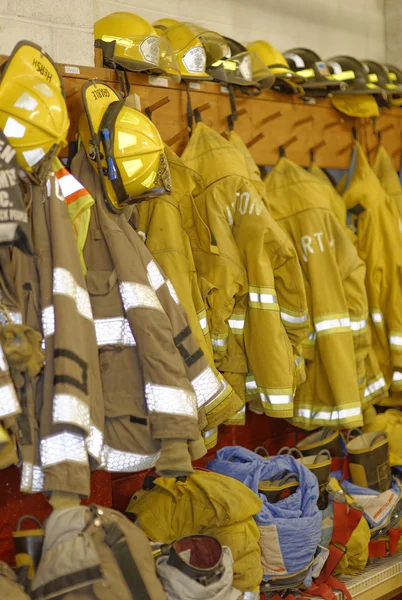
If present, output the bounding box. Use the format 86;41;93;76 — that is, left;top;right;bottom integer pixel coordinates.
189;433;207;461
155;438;194;478
0;324;44;378
49;491;81;510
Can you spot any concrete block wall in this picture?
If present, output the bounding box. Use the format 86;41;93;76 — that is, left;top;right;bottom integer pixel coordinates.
0;0;95;65
385;0;402;66
0;0;389;67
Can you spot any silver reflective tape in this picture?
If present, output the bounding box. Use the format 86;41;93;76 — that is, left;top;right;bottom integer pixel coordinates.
280;311;308;324
246;378;258;391
191;366;220;408
0;383;20;418
101;445;160;472
211;337;227;347
94;317;136;346
249;292;277;304
350;318;368;331
295;355;304;368
371;311;383;324
57;173;83;198
86;423;104;462
243;593;260;600
390;335;402;347
238;405;246;414
14;92;38;111
228;318;245;331
53;267;93;321
145;383;197;418
308;331;316;341
52;394;90;430
204;428;217;439
42;305;55;338
40;431;88;467
0;345;8;372
166;279;180;304
260;393;293;405
199;316;208;331
146;260;165;291
20;462;44;493
0;310;22;325
315;317;350;333
296;406;361;421
119;281;163;312
392;371;402;382
364;377;387;397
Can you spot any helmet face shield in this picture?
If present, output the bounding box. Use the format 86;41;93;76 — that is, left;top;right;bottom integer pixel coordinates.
208;51;274;88
0;40;69;177
154;21;229;79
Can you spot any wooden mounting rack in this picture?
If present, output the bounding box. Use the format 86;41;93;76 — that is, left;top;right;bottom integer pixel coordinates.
1;53;402;169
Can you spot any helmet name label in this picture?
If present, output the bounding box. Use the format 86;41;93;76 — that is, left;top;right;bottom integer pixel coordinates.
91;88;111;100
32;58;52;84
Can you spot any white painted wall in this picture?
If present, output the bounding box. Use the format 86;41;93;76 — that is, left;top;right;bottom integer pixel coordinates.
0;0;388;67
385;0;402;66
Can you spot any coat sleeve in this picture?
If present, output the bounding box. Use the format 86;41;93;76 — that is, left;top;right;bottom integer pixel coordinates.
359;208;402;392
282;208;363;429
232;183;303;419
336;227;372;406
267;216;310;387
191;186;249;406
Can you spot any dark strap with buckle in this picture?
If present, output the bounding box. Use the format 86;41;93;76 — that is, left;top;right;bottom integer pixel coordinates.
103;523;150;600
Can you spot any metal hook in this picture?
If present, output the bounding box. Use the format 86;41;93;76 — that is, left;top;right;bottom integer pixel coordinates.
293;115;314;128
260;111;283;126
309;140;327;162
323;119;345;131
194;102;212;123
246;132;265;149
279;135;298;157
144;96;170;120
66;86;79;99
337;142;354;156
310;140;327;153
377;123;395;135
226;107;248;131
166;126;191;147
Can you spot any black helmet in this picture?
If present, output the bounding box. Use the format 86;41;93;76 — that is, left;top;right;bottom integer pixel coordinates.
284;48;346;95
361;60;391;106
326;55;384;96
383;63;402;106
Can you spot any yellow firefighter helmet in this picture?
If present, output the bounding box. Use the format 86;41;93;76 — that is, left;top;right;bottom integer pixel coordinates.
94;12;180;81
79;80;171;211
153;19;229;80
0;41;69;179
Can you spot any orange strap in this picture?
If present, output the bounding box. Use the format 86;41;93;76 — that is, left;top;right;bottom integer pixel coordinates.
271;578;351;600
369;528;402;557
315;501;363;585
